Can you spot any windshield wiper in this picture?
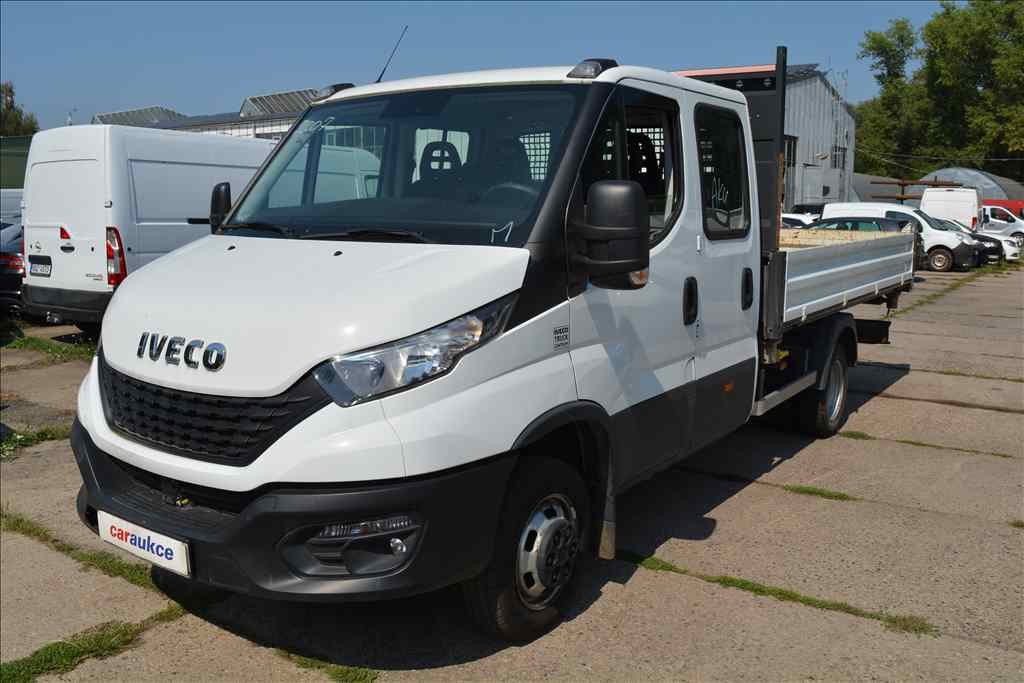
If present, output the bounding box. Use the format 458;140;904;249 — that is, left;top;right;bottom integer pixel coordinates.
298;228;434;244
218;221;296;237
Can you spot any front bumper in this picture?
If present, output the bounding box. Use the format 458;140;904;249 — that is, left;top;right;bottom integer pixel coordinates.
952;243;977;270
22;284;112;323
72;420;517;602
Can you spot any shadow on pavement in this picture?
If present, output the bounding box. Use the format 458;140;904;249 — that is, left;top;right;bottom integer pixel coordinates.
155;361;909;671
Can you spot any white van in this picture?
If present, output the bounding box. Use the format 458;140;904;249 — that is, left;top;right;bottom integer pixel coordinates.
822;201;978;272
920;187;983;231
21;126;274;333
982;205;1024;246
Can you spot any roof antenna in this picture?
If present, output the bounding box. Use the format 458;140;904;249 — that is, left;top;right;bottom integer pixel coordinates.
375;25;409;84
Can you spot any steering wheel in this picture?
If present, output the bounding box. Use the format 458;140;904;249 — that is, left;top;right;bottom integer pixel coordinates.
480;182;540;204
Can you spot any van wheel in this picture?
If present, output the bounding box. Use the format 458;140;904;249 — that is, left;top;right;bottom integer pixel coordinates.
75;322;101;340
928;247;953;272
1012;232;1024;243
799;346;849;437
463;457;589;642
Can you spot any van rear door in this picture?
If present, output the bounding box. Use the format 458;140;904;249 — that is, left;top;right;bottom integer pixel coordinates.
23;128;109;294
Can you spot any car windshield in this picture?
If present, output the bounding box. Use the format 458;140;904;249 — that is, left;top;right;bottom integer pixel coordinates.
228;85;587;247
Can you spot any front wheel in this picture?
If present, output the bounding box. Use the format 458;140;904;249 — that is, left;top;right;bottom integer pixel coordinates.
799;345;849;437
463;457;590;642
928;247;953;272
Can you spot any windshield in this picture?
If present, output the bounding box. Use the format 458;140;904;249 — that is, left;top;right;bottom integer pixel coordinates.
229;85;586;247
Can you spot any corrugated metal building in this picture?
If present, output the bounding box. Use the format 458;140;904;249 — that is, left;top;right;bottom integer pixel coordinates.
782;64;855;211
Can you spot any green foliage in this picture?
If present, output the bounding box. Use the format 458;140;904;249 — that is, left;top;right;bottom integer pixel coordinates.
0;424;72;459
1;81;39;136
855;1;1024;180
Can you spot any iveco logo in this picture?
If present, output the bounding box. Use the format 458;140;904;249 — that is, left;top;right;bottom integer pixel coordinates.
137;333;226;371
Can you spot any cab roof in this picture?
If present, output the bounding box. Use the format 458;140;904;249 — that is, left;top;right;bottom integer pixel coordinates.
321;65;747;106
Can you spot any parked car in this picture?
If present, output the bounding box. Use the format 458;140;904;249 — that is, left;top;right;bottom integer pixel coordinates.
71;52;917;642
981;205;1024;246
0;233;25;317
803;217;904;232
20;125;275;335
822;202;976;272
920;187;983;230
941;218;1019;262
781;212;815;228
791;203;824;218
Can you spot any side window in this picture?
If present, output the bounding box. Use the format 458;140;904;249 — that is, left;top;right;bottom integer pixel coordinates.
991;207;1011;223
622;89;682;243
695;105;750;239
885;211;920;233
577;88;683;245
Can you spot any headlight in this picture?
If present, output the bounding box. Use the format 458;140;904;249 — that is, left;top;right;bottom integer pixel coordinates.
313;293;517;406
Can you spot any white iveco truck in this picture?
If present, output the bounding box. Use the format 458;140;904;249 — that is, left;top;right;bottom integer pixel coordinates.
73;48;915;641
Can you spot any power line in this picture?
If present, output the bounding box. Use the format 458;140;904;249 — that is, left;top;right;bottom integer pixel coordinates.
856;147;922;173
856;147;1023;163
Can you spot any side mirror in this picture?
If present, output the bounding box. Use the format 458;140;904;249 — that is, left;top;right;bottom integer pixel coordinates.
210;182;232;231
570;180;650;290
982;213;990;224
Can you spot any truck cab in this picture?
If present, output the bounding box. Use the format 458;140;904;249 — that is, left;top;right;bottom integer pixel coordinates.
72;53;911;641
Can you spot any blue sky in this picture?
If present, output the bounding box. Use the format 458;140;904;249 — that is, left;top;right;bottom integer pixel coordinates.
2;1;941;130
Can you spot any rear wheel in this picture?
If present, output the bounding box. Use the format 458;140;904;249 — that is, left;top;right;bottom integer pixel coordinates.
463;457;589;642
799;345;849;437
928;247;953;272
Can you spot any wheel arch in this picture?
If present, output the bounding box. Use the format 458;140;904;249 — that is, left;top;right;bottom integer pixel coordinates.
800;313;857;391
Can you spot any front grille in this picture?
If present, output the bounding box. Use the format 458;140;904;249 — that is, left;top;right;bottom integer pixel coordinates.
98;352;331;466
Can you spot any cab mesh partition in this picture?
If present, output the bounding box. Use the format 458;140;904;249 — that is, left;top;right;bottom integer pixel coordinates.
97;352;330;466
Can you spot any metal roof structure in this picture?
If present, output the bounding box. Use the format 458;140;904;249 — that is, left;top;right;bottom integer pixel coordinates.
920;167;1024;201
239;89;318;117
91;106;187;126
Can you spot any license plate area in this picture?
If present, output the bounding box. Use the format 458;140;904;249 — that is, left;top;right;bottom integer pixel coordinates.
28;255;52;277
97;510;191;577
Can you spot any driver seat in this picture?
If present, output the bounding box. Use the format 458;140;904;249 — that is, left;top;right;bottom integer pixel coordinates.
410;140;463;198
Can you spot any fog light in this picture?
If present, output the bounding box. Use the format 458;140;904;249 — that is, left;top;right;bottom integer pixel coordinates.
389;537;407;555
315;514;413;540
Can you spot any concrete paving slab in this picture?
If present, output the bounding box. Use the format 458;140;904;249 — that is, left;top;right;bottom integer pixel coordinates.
0;398;74;437
856;345;1023;381
20;325;83;342
845;394;1024;456
141;560;1024;682
886;326;1024;358
0;533;167;662
384;563;1023;681
1;361;90;411
0;347;48;370
46;614;323;682
688;424;1024;522
616;471;1024;651
887;317;1024;342
1;440;142;563
849;363;1024;412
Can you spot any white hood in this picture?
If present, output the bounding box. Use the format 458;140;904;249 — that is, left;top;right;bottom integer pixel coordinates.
100;235;529;395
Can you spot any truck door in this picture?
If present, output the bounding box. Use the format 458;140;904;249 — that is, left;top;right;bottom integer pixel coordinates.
687;98;759;452
569;82;696;488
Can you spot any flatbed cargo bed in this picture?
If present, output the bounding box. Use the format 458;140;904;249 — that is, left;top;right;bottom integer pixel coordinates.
780;231;914;326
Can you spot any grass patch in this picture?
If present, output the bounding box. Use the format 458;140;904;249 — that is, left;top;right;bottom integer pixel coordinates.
617;551;937;635
839;431;875;440
1;508;155;592
779;484;858;501
0;424;72;459
278;652;378;682
7;335;96;364
0;603;184;683
1010;519;1024;530
841;430;1013;458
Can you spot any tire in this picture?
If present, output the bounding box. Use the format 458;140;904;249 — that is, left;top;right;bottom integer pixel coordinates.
928;247;953;272
798;345;849;438
463;457;590;642
75;322;101;340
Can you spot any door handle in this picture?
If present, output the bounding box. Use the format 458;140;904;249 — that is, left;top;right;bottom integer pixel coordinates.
683;276;699;325
741;267;753;310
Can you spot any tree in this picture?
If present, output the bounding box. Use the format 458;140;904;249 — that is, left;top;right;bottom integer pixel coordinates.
1;81;40;137
854;1;1024;181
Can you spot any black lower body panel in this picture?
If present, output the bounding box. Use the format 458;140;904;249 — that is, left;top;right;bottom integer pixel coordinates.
72;420;517;602
952;243;976;270
22;284;111;323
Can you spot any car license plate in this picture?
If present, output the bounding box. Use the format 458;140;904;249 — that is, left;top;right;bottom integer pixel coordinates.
98;510;191;577
29;262;51;277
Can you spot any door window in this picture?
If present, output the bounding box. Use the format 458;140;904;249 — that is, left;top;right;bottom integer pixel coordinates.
577;87;683;245
695;106;750;240
990;207;1012;223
